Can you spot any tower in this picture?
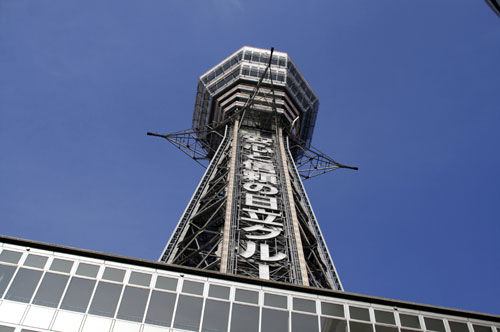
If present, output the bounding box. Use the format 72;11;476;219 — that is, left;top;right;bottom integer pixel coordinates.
149;46;357;290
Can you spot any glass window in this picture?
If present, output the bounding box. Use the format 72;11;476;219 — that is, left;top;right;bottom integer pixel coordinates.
145;290;177;327
235;288;258;304
424;318;445;332
374;310;395;325
49;258;73;273
292;312;318;332
0;250;22;264
32;272;69;308
0;326;15;332
262;308;288;332
322;302;344;317
0;264;16;297
23;254;47;269
88;281;123;318
102;267;125;282
230;303;260;332
76;263;99;278
473;325;492;332
117;286;149;322
129;271;151;287
155;276;177;291
350;321;374;332
60;277;96;312
400;314;421;329
5;268;42;303
264;293;287;309
350;307;371;321
208;284;230;299
201;299;230;332
182;280;204;295
173;295;203;331
449;322;469;332
321;317;347;332
294;298;316;313
376;326;398;332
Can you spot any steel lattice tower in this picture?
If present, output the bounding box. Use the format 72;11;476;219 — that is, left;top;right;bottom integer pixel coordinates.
149;46;356;290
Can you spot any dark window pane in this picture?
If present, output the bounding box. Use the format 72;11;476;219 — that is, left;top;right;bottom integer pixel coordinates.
293;298;316;313
173;295;203;331
129;272;151;287
400;314;420;329
182;280;204;295
0;326;15;332
76;263;99;278
264;293;287;309
23;254;47;269
262;308;288;332
230;303;259;332
322;302;344;317
0;264;16;297
102;267;125;282
60;277;96;312
424;318;445;332
49;259;73;273
350;321;374;332
32;272;69;308
374;310;395;325
321;317;347;332
88;282;123;318
0;250;22;264
117;286;149;322
208;284;230;299
350;306;370;321
376;326;398;332
145;290;177;327
5;268;42;303
473;325;492;332
235;289;258;304
201;299;230;332
449;322;469;332
292;312;318;332
156;276;177;291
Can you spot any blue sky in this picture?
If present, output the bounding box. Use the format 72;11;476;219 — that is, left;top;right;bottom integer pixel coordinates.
1;0;499;316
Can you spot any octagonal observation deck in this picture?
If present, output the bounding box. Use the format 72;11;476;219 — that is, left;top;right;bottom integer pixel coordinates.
193;46;320;155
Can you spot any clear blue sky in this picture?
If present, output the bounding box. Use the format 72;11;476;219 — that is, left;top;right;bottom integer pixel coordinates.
1;0;499;316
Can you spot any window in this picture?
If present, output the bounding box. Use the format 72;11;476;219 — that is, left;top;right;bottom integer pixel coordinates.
350;321;374;332
88;281;123;318
173;295;204;331
129;271;151;287
321;317;347;332
230;303;259;332
32;272;69;308
145;290;177;327
49;258;73;273
424;318;445;332
23;254;47;269
293;298;316;313
322;302;344;317
374;310;395;325
264;293;287;309
350;306;370;321
201;299;230;332
0;250;22;264
208;284;230;300
400;314;421;329
155;276;177;291
182;280;204;295
292;312;318;332
235;288;258;304
449;322;469;332
60;277;96;312
262;308;288;332
102;267;125;282
0;264;16;297
5;268;42;303
76;263;99;278
116;286;149;322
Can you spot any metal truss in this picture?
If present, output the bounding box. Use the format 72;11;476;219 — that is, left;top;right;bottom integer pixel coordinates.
159;127;231;270
290;142;358;180
285;138;344;290
147;129;224;168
